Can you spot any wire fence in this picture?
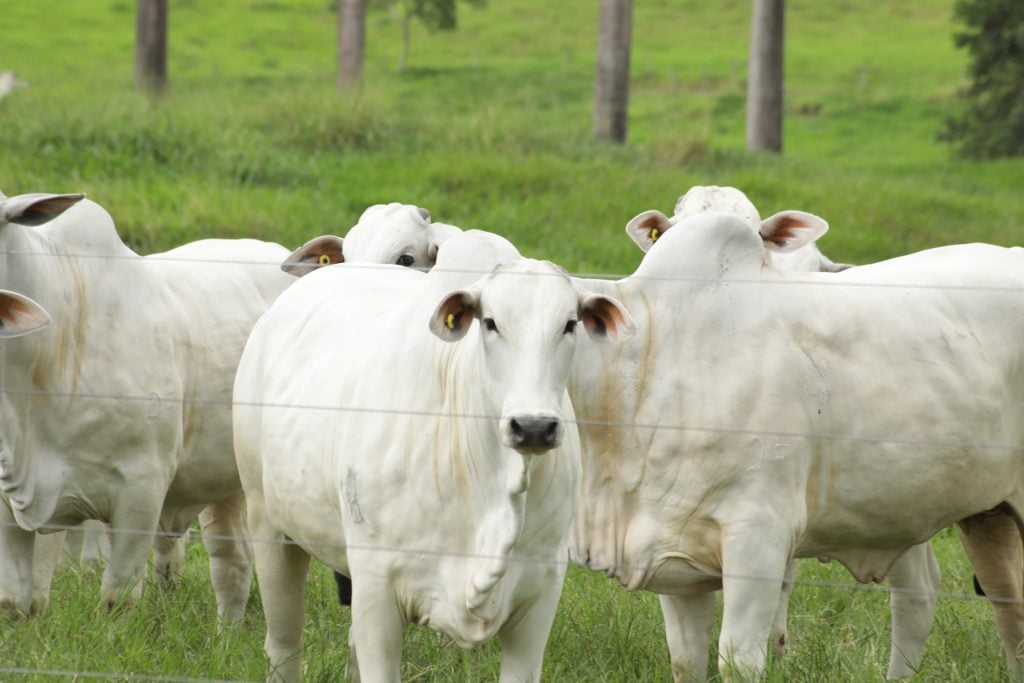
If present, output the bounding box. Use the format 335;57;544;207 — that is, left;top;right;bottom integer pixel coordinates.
3;244;1024;679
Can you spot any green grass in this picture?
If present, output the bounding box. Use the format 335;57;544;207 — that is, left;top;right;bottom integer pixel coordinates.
1;0;1023;680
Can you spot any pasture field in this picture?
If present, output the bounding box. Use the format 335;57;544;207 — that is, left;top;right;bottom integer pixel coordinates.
1;0;1023;680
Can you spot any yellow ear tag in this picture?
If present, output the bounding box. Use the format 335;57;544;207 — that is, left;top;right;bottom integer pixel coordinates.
446;313;455;330
650;227;659;243
318;254;331;265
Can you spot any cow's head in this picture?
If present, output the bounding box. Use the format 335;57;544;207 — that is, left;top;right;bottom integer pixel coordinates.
0;192;85;228
282;204;464;277
0;290;51;338
625;185;837;269
429;260;634;455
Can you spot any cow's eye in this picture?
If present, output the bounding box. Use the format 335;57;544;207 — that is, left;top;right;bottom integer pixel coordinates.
396;254;415;267
483;318;498;333
564;319;577;335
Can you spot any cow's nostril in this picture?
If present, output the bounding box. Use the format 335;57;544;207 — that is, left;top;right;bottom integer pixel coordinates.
543;420;558;445
508;417;560;451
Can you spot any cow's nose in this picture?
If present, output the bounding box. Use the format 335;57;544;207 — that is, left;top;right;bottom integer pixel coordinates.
508;417;560;452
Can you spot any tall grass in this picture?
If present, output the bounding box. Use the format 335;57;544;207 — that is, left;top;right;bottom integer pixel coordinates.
1;0;1023;680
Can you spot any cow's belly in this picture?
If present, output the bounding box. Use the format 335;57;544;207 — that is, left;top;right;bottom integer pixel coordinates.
803;442;1022;550
642;556;724;595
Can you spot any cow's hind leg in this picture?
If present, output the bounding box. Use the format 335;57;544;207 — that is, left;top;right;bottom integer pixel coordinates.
660;591;716;682
885;541;941;678
153;531;187;585
957;506;1024;678
768;559;797;661
200;492;253;624
250;493;310;683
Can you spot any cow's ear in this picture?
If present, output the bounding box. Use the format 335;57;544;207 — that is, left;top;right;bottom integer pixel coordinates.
1;193;85;227
0;290;51;338
426;222;462;267
760;210;828;254
625;210;673;253
281;235;345;277
429;288;480;342
578;290;635;343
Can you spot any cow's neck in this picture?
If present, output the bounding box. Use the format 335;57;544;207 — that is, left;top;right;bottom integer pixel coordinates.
567;276;666;587
437;335;535;622
0;224;107;531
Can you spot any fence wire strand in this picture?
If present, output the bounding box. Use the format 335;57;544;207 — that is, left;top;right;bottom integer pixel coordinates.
0;667;249;683
5;246;1024;293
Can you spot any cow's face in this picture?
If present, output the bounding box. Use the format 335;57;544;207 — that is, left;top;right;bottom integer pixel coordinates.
430;260;635;455
0;290;51;338
341;203;435;269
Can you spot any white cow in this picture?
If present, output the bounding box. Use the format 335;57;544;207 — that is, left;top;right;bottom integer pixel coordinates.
0;192;449;619
568;211;1024;680
627;186;939;677
0;193;294;619
625;185;852;274
233;247;634;682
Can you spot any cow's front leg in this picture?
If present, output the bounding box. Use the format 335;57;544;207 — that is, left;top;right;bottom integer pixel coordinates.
249;493;310;683
660;592;715;682
886;542;940;678
199;491;253;624
348;569;404;683
0;498;38;618
497;571;565;682
101;494;161;610
717;524;791;681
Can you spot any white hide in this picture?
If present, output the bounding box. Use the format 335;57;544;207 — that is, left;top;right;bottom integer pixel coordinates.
568;212;1024;680
234;248;634;682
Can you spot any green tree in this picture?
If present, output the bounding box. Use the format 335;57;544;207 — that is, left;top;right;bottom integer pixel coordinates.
941;0;1024;159
375;0;486;71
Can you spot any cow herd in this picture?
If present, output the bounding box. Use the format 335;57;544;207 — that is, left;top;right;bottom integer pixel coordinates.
1;185;1023;682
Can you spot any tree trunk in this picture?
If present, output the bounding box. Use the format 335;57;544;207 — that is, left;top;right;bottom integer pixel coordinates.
746;0;784;152
592;0;633;143
337;0;367;91
134;0;167;94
